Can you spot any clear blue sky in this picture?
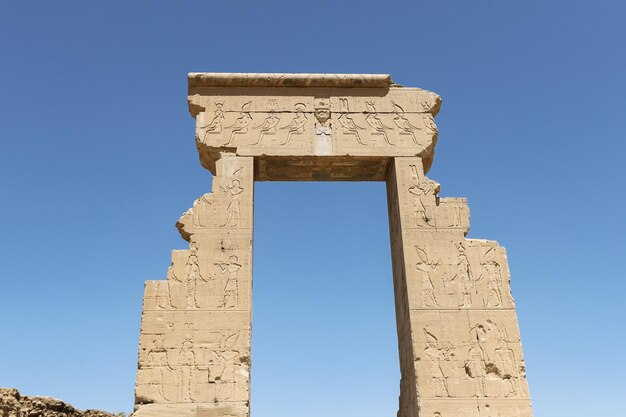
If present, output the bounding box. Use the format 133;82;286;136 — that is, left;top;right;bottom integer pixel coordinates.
1;1;624;416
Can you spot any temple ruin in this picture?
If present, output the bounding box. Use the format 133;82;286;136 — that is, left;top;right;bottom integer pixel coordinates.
132;73;533;417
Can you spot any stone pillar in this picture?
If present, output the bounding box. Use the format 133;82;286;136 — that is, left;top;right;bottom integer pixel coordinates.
387;157;533;417
134;153;254;417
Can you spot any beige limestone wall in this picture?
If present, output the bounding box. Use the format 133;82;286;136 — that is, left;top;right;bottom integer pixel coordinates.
134;154;253;417
387;157;532;417
131;73;534;417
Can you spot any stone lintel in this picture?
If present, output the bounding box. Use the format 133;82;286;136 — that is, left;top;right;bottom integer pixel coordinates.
187;73;441;180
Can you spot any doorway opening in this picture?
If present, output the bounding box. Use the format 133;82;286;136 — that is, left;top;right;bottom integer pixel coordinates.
252;181;400;417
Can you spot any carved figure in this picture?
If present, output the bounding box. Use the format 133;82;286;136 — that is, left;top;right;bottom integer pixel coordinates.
479;248;503;307
415;246;440;307
422;113;437;132
165;265;180;308
225;101;253;145
408;165;437;227
392;101;422;144
178;339;196;402
338;98;366;145
365;101;393;145
469;323;489;346
215;255;242;308
450;205;462;227
193;194;213;227
251;111;280;145
314;98;331;127
313;98;333;152
146;337;174;401
424;330;452;397
452;242;473;307
280;103;307;145
222;179;244;227
494;337;519;397
199;102;224;142
465;340;487;397
185;243;201;309
155;281;171;309
208;349;240;383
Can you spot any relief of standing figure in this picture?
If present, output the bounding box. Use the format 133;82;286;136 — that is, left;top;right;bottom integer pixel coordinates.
215;255;242;308
177;339;196;402
415;246;441;307
408;165;438;227
185;243;201;309
479;248;504;307
424;330;452;397
222;179;244;227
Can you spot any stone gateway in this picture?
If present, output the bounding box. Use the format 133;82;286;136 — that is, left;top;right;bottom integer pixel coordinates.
132;73;533;417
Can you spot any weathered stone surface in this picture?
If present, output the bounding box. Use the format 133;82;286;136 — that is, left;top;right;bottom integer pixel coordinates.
0;388;117;417
135;155;253;417
187;73;441;177
132;73;533;417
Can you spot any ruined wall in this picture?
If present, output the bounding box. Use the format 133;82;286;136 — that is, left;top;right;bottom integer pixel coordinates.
387;157;532;417
131;73;534;417
134;155;253;417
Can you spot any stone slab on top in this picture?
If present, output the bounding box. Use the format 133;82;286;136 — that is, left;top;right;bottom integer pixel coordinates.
187;72;442;180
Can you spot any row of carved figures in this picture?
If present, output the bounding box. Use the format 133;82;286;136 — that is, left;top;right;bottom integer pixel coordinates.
197;99;437;147
153;244;244;310
140;336;246;403
423;321;529;399
415;241;514;309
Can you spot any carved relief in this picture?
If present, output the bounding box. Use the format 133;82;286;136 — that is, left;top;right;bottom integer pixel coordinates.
338;98;366;146
408;164;438;227
145;336;174;401
165;265;181;309
177;339;196;402
365;101;393;145
198;102;225;143
135;75;534;417
314;98;333;154
185;242;201;309
461;320;528;399
155;281;171;310
221;179;244;228
421;100;434;112
215;255;242;308
225;101;253;145
192;194;214;227
465;336;488;397
251;111;280;146
453;242;474;308
422;113;437;133
451;205;462;227
494;337;519;398
480;248;503;308
415;246;441;307
392;101;422;145
423;329;453;397
280;103;307;145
